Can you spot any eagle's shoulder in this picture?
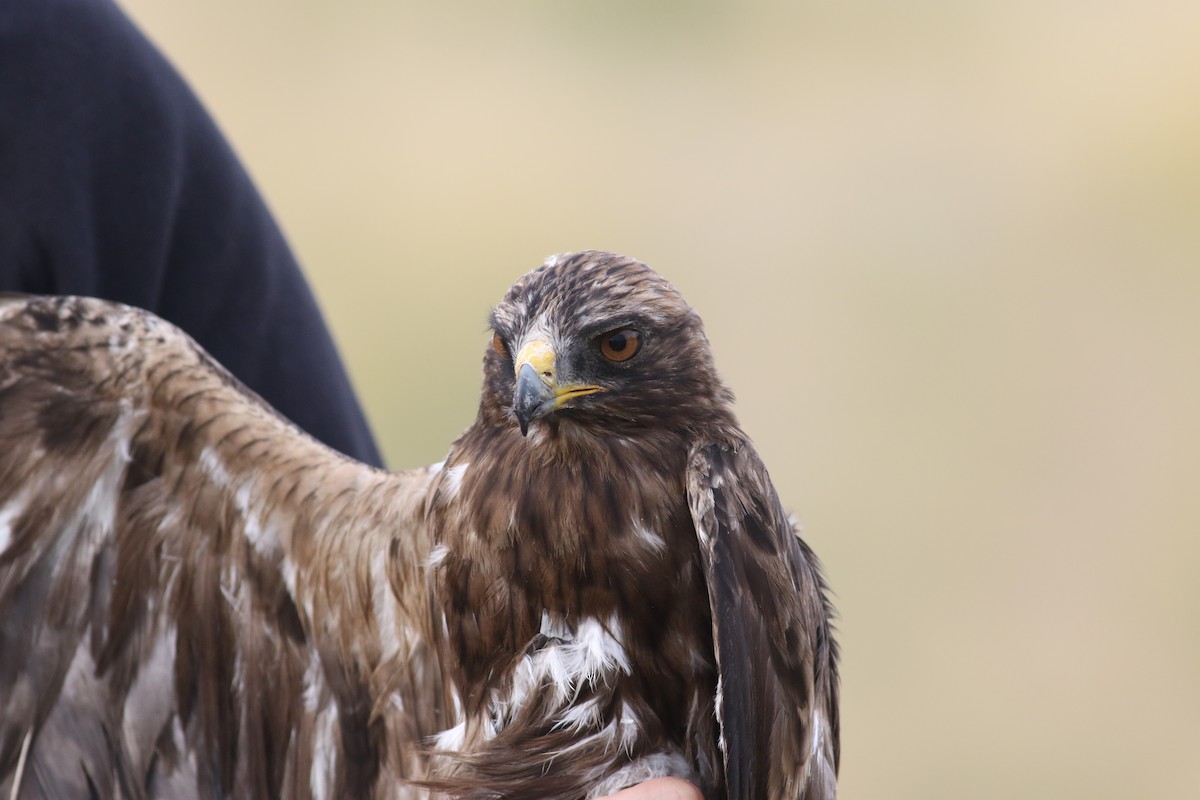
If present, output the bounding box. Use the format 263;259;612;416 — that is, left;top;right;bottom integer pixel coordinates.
0;295;442;799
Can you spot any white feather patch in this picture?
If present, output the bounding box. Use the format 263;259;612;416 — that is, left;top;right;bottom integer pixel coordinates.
310;701;338;800
497;613;632;731
198;447;231;488
715;673;727;757
302;649;325;713
551;703;641;759
371;549;404;660
552;698;604;734
442;463;469;499
80;411;133;533
0;489;29;555
434;721;467;752
426;543;450;569
810;709;825;758
631;516;666;552
121;624;179;768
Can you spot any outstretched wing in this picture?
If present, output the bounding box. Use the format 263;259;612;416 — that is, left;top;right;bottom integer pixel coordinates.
687;441;840;800
0;295;444;799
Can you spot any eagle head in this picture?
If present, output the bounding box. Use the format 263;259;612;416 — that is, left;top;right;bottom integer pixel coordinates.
480;251;734;440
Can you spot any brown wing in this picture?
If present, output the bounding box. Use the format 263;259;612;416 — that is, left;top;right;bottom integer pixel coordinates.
0;295;445;799
687;441;840;800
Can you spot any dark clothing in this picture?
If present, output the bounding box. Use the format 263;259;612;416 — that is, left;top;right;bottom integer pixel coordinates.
0;0;384;467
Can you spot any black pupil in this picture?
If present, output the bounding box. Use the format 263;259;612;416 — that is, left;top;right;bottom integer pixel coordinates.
608;333;628;352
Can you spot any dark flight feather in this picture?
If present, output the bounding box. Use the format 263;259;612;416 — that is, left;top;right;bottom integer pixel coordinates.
0;252;838;799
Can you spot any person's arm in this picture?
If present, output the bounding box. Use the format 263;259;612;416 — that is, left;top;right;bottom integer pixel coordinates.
0;0;383;466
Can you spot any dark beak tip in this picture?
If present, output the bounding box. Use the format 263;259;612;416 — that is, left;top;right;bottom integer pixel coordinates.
513;362;552;436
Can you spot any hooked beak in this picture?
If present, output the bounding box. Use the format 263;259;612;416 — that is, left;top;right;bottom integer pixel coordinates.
512;339;602;436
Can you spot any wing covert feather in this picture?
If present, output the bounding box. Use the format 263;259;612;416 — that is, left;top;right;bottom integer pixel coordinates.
0;296;444;799
687;441;840;800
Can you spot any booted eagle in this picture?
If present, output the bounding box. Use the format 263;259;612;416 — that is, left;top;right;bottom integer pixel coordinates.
0;252;839;799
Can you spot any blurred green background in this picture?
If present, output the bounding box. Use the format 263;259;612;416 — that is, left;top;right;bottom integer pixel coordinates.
120;2;1199;797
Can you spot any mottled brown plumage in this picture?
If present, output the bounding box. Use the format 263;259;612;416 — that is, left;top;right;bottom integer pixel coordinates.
0;252;838;800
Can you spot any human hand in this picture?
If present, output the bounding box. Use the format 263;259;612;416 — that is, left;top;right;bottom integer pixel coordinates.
601;776;704;800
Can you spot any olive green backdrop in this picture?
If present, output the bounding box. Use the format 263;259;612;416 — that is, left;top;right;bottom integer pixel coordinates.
120;2;1200;797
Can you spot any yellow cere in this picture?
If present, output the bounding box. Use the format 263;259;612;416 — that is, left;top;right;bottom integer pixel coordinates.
514;339;557;384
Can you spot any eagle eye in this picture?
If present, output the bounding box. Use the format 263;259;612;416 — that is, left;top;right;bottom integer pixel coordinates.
598;328;641;363
491;331;510;359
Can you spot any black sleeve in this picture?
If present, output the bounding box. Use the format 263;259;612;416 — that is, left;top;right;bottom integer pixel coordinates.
0;0;385;468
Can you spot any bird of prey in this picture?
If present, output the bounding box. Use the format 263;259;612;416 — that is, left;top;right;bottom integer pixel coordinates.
0;251;838;799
